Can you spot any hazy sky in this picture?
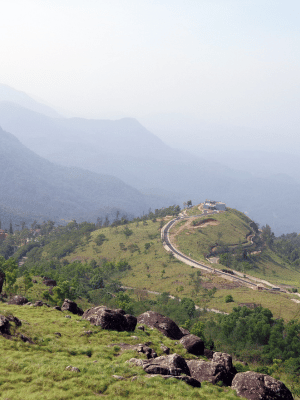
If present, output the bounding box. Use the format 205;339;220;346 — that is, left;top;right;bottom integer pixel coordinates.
1;0;300;131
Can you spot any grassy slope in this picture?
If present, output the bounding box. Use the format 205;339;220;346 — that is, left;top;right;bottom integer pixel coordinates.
0;304;239;400
35;212;299;322
172;209;252;262
173;208;300;287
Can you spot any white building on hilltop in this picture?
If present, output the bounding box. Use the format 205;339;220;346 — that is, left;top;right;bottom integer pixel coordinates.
203;200;226;211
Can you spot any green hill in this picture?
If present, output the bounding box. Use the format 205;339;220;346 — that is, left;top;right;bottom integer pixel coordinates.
11;207;300;321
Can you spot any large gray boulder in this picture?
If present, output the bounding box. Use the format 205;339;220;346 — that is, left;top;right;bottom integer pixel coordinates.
187;359;230;386
212;352;236;385
129;353;190;376
137;311;183;340
143;354;190;376
180;334;204;356
82;306;137;332
61;299;83;316
128;354;200;387
231;371;294;400
8;295;28;305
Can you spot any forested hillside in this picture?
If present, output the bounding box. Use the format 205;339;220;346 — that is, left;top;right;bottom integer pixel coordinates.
0;126;164;227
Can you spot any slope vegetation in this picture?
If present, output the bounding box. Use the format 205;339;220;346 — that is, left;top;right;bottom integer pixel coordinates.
15;209;300;321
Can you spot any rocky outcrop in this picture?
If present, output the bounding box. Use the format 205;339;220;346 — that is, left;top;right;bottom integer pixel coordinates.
0;315;10;335
125;314;138;331
203;348;214;359
179;327;190;336
83;306;137;332
137;344;157;359
137;311;183;340
187;359;230;386
187;353;236;386
231;371;294;400
8;295;28;305
160;345;170;355
179;334;204;356
0;270;5;294
212;352;236;385
6;315;22;327
61;299;83;316
129;353;190;377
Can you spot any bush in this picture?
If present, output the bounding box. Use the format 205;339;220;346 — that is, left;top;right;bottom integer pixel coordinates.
225;294;234;303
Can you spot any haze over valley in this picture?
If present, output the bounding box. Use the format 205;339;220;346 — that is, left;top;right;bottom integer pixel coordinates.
1;1;300;235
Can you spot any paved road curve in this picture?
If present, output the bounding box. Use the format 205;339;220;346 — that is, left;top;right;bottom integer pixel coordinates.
161;212;259;289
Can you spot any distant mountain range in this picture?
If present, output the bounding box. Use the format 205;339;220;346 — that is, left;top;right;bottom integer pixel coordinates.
0;126;164;227
0;84;60;118
0;84;300;235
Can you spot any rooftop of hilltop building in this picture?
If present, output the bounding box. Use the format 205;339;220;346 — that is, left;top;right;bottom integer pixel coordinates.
203;200;226;211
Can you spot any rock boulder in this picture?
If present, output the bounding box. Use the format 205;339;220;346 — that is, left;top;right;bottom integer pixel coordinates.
137;311;183;340
83;306;137;332
61;299;83;316
231;371;294;400
8;295;28;305
6;315;22;327
180;334;204;356
212;352;236;385
187;359;230;386
129;353;190;377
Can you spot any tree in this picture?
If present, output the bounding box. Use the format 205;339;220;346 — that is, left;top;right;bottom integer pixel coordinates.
96;217;103;229
261;224;274;247
52;281;76;305
9;222;13;235
122;226;133;237
94;234;107;246
187;200;192;208
180;297;196;318
103;216;110;227
144;243;151;252
23;271;33;295
90;273;104;289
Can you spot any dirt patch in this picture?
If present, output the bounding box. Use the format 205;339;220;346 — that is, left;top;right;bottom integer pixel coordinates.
192;218;219;228
198;220;219;228
207;257;219;264
171;217;219;245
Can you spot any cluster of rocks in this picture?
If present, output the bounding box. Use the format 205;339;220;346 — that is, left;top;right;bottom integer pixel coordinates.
0;297;294;399
133;311;293;400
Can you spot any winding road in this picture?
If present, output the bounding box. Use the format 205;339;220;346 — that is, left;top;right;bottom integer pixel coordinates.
161;211;264;290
